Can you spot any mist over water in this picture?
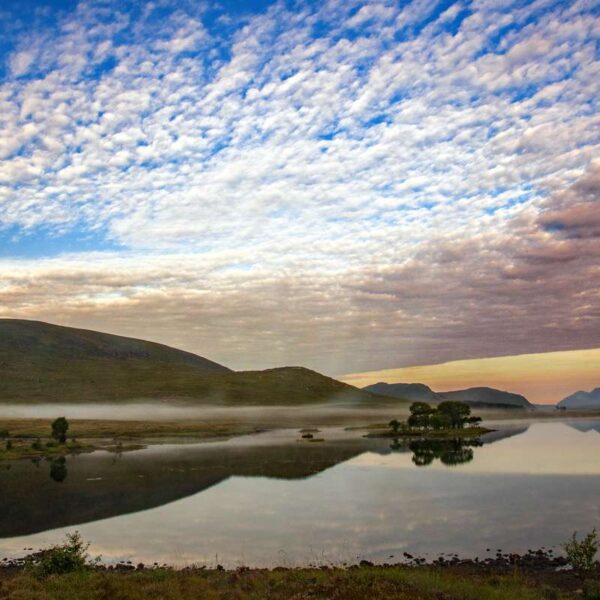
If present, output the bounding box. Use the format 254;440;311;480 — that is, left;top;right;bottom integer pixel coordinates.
0;402;410;423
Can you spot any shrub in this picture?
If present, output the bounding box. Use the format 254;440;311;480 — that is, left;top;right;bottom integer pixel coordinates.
564;529;598;571
25;531;92;577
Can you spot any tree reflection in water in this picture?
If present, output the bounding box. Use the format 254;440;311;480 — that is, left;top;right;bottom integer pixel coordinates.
50;457;67;482
390;438;482;466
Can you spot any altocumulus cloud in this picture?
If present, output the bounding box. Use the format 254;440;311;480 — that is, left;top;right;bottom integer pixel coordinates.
0;0;598;374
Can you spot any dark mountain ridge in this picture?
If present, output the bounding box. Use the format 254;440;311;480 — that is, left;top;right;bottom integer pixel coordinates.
363;381;532;409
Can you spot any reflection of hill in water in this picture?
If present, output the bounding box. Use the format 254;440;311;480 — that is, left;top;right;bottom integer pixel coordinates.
0;427;527;538
566;421;600;434
480;425;529;443
0;438;378;538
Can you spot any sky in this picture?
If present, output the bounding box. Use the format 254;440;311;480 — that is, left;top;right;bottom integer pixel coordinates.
0;0;598;400
342;348;600;404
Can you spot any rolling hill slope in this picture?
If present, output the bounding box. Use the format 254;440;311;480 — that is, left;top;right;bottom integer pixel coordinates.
0;319;380;405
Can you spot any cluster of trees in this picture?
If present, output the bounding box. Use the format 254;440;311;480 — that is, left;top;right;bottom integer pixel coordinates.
390;401;481;432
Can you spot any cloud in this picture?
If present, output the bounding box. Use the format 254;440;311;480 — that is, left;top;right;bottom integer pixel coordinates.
0;0;598;375
8;50;35;77
538;162;600;239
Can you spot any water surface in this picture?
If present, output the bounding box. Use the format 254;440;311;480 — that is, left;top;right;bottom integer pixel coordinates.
1;420;599;567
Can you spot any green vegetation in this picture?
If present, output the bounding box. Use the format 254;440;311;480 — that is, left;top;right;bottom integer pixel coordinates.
0;437;95;461
0;319;385;405
23;532;95;578
51;417;69;444
0;566;573;600
406;400;480;430
0;418;266;461
564;529;598;572
367;427;490;439
367;402;490;439
1;533;597;599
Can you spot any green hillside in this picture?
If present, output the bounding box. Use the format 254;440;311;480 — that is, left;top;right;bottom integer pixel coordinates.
0;319;380;405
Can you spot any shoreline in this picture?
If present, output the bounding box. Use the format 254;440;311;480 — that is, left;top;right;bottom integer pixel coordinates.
2;411;599;460
1;547;597;599
0;418;269;461
362;425;493;439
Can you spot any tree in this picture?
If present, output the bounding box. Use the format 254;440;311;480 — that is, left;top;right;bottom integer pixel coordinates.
466;415;482;427
408;412;430;430
429;412;451;430
437;401;471;429
409;402;433;416
389;419;401;433
408;402;434;430
51;417;69;444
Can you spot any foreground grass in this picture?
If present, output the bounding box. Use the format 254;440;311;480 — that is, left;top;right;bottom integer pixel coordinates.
0;566;573;600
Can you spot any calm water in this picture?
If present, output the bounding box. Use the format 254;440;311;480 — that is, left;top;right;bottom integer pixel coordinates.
1;420;599;567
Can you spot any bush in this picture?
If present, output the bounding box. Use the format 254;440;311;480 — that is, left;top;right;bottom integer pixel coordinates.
25;531;92;577
583;580;600;600
564;529;598;571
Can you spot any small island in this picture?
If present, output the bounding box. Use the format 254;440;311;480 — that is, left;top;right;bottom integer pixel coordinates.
364;401;493;439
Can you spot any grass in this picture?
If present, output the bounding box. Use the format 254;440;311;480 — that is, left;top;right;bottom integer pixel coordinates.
0;419;267;460
0;359;380;406
0;565;577;600
0;320;388;406
364;426;493;439
0;439;96;461
0;418;267;438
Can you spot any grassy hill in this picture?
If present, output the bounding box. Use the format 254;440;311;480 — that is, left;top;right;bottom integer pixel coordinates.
0;319;380;405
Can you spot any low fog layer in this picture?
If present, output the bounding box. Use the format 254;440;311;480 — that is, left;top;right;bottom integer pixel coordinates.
0;401;411;425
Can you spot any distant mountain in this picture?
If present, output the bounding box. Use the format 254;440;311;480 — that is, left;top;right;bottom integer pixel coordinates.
364;382;440;403
363;381;532;409
557;388;600;410
438;387;532;409
0;319;382;405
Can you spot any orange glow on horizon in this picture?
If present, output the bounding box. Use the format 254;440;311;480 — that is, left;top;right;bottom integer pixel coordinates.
340;348;600;404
